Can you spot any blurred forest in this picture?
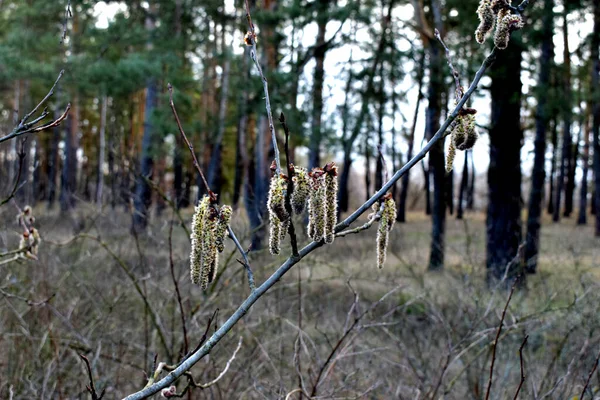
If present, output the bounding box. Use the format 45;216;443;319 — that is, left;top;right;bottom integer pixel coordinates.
1;0;600;399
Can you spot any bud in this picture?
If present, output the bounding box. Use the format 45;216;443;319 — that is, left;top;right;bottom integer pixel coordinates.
324;163;338;244
291;166;310;215
308;168;326;242
215;205;232;253
475;0;495;44
161;386;177;398
190;196;210;285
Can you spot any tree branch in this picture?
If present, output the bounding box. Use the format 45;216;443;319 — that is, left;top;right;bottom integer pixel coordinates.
79;354;106;400
122;29;504;400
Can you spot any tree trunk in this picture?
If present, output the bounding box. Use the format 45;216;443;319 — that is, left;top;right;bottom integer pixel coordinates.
486;42;524;285
578;107;591;225
547;119;558;214
132;8;158;231
60;94;79;212
423;157;432;215
364;136;372;202
398;52;425;222
47;102;61;208
309;0;328;170
524;0;553;274
96;95;107;205
592;0;600;236
426;36;445;271
233;47;250;209
206;23;231;196
555;11;573;221
467;150;476;210
457;151;468;219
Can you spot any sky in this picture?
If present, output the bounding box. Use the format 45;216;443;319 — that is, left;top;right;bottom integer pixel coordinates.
92;2;595;184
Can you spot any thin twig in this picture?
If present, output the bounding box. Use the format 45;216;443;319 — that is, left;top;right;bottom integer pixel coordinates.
244;0;281;174
167;84;212;199
513;335;529;400
279;112;299;257
0;138;27;206
61;0;72;44
484;277;519;400
579;347;600;400
169;217;189;355
434;29;463;100
79;354;106;400
168;84;254;285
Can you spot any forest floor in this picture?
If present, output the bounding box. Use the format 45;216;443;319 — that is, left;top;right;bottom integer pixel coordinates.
1;205;599;399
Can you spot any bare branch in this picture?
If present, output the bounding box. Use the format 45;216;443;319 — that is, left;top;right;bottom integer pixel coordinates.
484;276;520;400
79;354;106;400
0;138;27;206
244;0;281;174
579;347;600;400
513;335;529;400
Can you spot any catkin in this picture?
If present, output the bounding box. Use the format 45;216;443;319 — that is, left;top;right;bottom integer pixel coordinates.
308;169;327;242
291;166;310;214
215;205;232;253
190;195;210;285
446;139;457;172
376;196;397;269
267;175;289;222
455;114;478;150
494;11;523;50
269;215;282;255
200;208;219;290
475;0;495;44
324;163;338;243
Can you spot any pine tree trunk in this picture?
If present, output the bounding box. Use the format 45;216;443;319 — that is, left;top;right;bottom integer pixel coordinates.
556;11;573;220
60;94;79;212
375;69;385;191
96;95;107;205
364;137;372;202
547;119;558;214
132;8;158;231
309;0;328;170
207;23;231;196
423;158;432;215
524;0;553;274
592;0;600;236
487;43;524;285
233;47;250;209
47;103;61;208
426;36;445;270
398;52;425;222
457;151;468;219
467;150;476;210
173;0;184;209
578;107;591;225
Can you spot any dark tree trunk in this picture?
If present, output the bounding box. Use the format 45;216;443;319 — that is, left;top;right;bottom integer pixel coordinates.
547;119;558;214
524;0;553;274
132;8;158;231
398;52;425;222
446;169;454;216
60;95;79;212
426;36;445;270
486;43;524;285
207;23;231;196
47;104;61;208
375;77;385;191
108;113;117;209
592;0;600;236
309;0;328;170
96;95;107;205
173;0;184;209
555;11;573;221
578;108;591;225
457;151;468;220
233;48;250;209
364;137;372;202
563;12;576;218
132;79;157;230
338;59;354;214
467;150;476;210
423;158;432;215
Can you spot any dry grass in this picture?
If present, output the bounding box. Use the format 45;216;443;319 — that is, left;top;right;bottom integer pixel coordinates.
1;205;599;399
